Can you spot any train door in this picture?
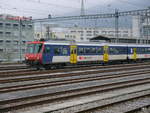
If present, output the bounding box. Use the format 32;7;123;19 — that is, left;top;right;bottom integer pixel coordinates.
132;48;137;60
70;45;77;64
42;45;52;64
103;45;109;62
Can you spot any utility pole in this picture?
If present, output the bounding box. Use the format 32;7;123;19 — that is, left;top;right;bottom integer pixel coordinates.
19;18;22;62
81;0;85;16
139;15;143;44
80;0;86;26
115;9;119;43
40;22;43;39
146;11;149;44
46;26;50;39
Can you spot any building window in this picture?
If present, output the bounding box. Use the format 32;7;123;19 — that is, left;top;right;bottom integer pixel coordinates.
93;31;99;33
36;34;40;38
71;31;76;33
102;31;107;34
13;41;19;45
5;32;11;37
22;49;26;53
0;40;3;44
143;26;150;36
28;24;32;29
13;31;19;37
123;31;128;33
22;24;26;28
12;49;18;52
22;41;26;45
13;24;19;29
0;49;3;52
0;23;3;27
65;35;69;38
108;31;114;34
78;31;84;33
86;31;92;33
5;23;11;28
0;31;3;36
87;34;92;36
108;34;114;37
123;34;128;37
80;37;84;40
6;40;11;45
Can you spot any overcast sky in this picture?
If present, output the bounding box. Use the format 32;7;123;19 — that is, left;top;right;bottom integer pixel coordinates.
0;0;149;19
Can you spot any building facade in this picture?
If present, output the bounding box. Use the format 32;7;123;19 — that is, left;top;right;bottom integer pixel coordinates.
132;15;150;44
0;14;34;62
67;27;133;43
34;26;133;43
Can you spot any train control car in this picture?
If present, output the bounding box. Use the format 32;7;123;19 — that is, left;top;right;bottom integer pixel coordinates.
25;40;150;69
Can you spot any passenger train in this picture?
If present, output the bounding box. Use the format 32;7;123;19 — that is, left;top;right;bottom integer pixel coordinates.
25;40;150;69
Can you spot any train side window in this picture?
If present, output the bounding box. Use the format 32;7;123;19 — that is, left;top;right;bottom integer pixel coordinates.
109;47;119;54
62;48;68;55
74;48;77;54
97;47;102;53
141;48;145;53
109;48;114;54
147;48;150;53
78;47;84;54
85;48;90;54
91;48;96;54
71;48;77;54
44;46;50;54
54;47;61;55
71;49;74;54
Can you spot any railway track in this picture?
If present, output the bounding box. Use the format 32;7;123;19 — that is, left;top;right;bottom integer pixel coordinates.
0;62;150;113
0;64;28;71
0;61;150;77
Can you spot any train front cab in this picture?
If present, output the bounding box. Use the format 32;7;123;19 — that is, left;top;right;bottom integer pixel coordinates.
25;42;43;66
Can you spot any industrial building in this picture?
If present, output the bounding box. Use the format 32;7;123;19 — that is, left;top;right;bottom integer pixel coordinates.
0;14;34;62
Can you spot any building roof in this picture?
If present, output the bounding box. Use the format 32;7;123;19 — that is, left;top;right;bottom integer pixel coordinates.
90;35;111;41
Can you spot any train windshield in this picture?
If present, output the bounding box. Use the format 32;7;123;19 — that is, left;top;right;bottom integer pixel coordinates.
27;43;43;53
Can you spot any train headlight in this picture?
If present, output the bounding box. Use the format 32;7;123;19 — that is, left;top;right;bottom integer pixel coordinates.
26;56;28;60
37;56;40;60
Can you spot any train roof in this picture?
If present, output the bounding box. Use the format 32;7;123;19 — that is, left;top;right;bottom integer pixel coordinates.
27;40;150;47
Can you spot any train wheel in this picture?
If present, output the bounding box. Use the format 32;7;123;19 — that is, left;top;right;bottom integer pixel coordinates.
50;65;57;69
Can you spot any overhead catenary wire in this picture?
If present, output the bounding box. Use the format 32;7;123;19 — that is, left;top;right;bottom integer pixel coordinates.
117;0;147;8
25;0;80;9
0;2;64;17
0;0;80;17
